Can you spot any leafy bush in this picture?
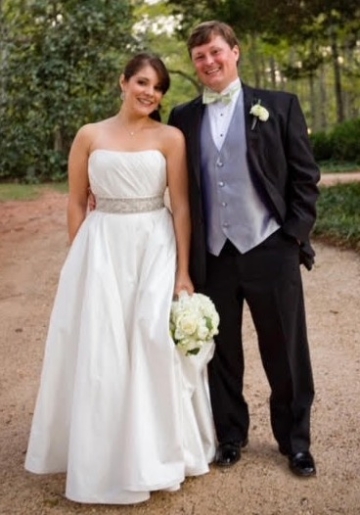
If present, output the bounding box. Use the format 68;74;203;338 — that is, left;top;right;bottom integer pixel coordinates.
320;161;360;173
309;131;333;161
331;119;360;162
311;118;360;164
313;183;360;251
1;0;136;183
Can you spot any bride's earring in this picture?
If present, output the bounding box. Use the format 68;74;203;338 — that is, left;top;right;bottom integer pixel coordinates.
120;91;125;101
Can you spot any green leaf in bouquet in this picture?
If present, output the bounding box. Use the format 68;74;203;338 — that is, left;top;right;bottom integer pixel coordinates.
187;348;200;356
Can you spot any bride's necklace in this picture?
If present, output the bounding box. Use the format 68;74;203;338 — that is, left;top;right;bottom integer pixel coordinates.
125;127;138;137
122;122;148;137
117;113;150;137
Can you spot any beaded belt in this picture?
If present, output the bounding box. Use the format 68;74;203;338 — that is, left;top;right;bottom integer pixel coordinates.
96;196;164;214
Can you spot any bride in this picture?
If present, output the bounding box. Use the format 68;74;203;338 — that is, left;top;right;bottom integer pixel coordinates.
25;52;215;504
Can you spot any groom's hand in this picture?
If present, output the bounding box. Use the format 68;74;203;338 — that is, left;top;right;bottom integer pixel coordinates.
88;189;96;211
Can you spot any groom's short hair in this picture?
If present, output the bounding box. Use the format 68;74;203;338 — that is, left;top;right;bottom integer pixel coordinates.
187;20;240;54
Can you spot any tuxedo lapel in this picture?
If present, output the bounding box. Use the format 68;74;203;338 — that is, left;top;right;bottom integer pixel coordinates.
242;84;264;157
242;84;263;177
187;97;205;188
242;84;256;136
242;84;287;221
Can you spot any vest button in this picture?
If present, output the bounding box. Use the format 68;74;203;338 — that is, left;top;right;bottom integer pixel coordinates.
222;222;229;228
217;160;223;167
222;202;227;207
218;181;224;187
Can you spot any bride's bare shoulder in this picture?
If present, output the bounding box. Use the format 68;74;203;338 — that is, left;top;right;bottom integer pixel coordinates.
73;117;117;147
78;117;115;134
157;123;185;145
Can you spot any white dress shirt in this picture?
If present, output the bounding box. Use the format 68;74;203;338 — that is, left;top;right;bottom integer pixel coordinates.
207;78;241;151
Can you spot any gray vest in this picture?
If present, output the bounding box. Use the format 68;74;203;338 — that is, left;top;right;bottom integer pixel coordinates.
200;93;279;255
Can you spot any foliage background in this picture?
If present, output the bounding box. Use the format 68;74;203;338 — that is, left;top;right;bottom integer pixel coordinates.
1;0;360;182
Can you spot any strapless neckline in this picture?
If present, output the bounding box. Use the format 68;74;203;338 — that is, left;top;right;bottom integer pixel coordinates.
89;149;165;161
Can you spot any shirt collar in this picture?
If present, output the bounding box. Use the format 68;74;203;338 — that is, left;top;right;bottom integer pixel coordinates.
220;78;241;95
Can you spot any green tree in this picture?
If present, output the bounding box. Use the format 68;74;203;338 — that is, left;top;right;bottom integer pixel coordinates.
132;0;201;113
1;0;135;182
165;0;360;128
262;0;360;124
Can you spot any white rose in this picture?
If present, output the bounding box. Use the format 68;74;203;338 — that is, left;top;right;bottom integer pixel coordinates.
170;292;220;355
250;103;269;122
196;322;210;340
208;314;220;337
175;312;198;338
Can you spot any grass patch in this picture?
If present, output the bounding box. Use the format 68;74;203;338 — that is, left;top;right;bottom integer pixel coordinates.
0;182;68;202
319;161;360;174
313;182;360;251
49;182;68;194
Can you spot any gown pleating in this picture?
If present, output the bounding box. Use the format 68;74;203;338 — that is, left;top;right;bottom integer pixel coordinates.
25;149;216;504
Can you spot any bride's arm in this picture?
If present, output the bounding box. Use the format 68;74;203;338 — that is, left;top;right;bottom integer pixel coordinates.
67;126;91;244
165;127;194;296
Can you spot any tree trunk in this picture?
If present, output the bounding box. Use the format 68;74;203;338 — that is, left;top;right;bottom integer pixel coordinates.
269;56;277;90
330;29;344;123
308;73;317;133
54;128;63;152
318;63;328;130
344;44;358;120
248;33;261;88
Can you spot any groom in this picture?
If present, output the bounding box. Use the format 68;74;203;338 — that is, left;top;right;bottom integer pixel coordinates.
168;20;320;477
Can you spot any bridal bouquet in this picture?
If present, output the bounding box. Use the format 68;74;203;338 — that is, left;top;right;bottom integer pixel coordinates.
170;291;220;356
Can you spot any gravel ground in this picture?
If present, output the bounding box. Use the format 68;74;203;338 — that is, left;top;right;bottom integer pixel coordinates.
0;180;359;515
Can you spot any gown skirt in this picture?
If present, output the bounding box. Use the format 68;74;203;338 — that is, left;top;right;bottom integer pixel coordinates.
24;149;215;504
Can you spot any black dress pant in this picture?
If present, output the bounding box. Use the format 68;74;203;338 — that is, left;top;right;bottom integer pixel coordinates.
205;230;314;454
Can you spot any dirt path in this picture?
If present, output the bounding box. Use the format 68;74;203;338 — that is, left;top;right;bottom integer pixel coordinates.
319;171;360;186
0;186;359;515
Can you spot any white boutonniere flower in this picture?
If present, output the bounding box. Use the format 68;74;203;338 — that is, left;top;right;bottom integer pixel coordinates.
250;100;269;130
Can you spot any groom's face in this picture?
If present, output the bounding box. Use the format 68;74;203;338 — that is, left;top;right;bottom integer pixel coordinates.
190;34;240;92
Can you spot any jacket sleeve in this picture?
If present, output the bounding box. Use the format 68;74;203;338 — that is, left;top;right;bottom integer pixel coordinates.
281;95;320;243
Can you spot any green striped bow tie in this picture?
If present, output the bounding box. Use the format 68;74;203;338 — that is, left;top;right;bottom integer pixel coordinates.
202;87;238;105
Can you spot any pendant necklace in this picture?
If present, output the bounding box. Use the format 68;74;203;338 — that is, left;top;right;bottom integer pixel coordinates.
124;124;145;137
126;127;137;137
117;113;147;137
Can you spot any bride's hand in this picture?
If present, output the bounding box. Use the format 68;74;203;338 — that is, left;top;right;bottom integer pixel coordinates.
174;273;194;297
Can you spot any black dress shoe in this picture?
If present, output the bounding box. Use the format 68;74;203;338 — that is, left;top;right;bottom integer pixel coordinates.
214;440;247;467
288;451;316;477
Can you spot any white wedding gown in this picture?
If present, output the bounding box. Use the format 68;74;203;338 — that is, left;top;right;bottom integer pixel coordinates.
25;149;216;504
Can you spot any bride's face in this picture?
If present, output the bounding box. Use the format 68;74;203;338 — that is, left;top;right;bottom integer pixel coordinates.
120;64;164;116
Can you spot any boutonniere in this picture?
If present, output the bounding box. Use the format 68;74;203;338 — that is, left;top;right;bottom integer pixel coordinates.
250;100;269;130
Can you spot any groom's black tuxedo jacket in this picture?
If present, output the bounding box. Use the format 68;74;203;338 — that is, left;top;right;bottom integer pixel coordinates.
168;83;320;287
